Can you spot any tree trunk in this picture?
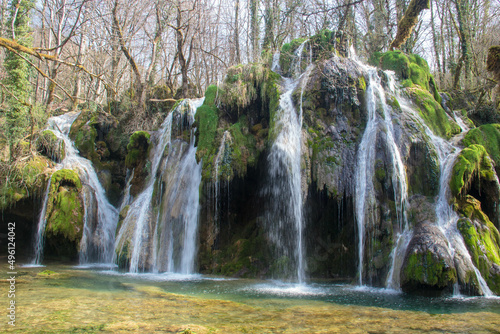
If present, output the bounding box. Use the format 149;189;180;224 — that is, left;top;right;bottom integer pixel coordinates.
389;0;429;50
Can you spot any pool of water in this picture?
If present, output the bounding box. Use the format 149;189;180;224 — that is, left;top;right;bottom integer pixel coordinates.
4;263;500;333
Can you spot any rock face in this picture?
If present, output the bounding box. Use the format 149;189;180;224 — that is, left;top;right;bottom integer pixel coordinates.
401;222;457;294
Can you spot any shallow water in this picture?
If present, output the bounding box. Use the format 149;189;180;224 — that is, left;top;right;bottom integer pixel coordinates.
2;262;500;333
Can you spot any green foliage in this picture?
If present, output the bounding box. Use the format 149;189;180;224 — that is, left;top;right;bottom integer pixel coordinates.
462;124;500;170
450;145;496;198
3;0;36;153
0;154;49;209
411;87;460;139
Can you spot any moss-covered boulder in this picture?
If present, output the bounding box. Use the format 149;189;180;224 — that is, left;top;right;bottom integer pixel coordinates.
457;196;500;295
462;124;500;175
44;169;84;260
450;144;497;199
401;222;457;294
37;129;65;162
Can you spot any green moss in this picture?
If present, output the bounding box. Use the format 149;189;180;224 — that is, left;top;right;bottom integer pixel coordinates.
229;117;258;176
38;270;57;276
463;124;500;170
411;88;460;139
450;145;496;198
358;76;367;91
125;131;151;168
69;111;101;166
280;37;307;76
458;212;500;294
221;63;276;111
38;129;65;162
195;85;220;175
403;250;457;289
45;169;84;247
370;51;441;104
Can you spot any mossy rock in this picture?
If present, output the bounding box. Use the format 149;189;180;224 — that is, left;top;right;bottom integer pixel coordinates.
369;50;441;104
45;169;84;259
69;110;99;164
280;37;308;77
457;198;500;294
462;124;500;174
0;154;50;210
195;85;220;176
450;144;496;198
407;141;440;196
37;129;65;162
401;222;457;294
410;87;460;139
125;131;151;169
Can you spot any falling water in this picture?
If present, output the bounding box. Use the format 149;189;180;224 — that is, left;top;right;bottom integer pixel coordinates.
32;112;118;265
271;51;281;73
114;98;204;274
353;65;410;287
266;41;312;283
399;99;494;296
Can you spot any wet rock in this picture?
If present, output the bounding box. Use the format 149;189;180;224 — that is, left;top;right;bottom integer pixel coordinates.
401;221;457;294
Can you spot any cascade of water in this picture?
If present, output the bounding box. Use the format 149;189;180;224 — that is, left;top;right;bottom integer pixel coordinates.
32;112;118;265
399;99;494;296
271;51;281;73
114;98;204;274
453;110;470;133
352;64;410;287
266;41;312;283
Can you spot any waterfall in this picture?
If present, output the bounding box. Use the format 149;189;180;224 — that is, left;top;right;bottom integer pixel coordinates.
266;40;312;283
399;99;494;296
114;98;204;274
353;65;410;287
32;112;118;265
